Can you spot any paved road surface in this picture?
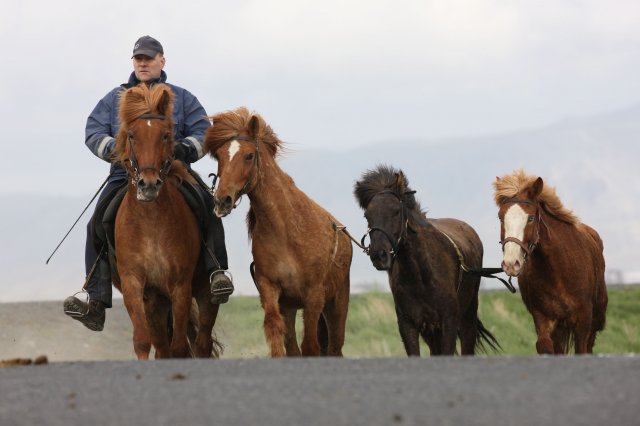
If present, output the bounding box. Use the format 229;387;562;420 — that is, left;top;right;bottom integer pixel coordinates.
1;356;638;425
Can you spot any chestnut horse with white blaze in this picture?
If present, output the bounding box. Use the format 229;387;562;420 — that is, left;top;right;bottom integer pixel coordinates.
494;170;607;354
204;107;352;357
112;83;219;359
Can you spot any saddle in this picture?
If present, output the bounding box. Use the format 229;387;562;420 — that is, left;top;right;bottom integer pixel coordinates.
91;179;212;283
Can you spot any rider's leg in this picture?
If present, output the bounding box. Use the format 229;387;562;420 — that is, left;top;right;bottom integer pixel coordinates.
198;186;234;304
63;179;123;331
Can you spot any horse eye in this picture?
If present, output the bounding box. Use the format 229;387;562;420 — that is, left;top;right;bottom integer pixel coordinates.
528;215;535;223
245;153;254;161
127;131;134;140
162;133;169;143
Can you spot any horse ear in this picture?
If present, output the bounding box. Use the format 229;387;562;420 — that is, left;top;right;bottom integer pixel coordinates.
157;88;172;117
532;177;544;199
395;171;408;192
248;115;260;138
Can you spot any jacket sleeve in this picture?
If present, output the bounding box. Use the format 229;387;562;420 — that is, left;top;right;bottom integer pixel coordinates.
178;90;211;163
85;90;118;163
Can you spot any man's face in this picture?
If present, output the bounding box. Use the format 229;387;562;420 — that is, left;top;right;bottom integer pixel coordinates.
132;54;165;82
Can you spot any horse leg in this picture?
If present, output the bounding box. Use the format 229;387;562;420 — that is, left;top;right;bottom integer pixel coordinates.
322;298;347;357
572;307;594;354
531;311;556;355
458;299;479;356
301;305;323;357
194;294;219;358
143;290;172;358
280;304;301;357
420;328;440;356
259;282;285;357
169;284;192;358
440;313;459;355
121;277;152;359
396;308;420;356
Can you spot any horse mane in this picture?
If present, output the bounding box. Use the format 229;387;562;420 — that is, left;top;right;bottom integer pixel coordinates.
110;83;193;183
354;164;423;213
205;107;284;158
493;169;580;225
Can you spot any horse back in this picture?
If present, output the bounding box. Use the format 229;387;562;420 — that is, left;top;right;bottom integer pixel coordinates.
428;218;483;267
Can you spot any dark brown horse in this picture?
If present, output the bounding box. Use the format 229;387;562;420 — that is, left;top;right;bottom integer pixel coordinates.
204;107;352;357
112;83;219;359
355;165;499;356
494;170;607;354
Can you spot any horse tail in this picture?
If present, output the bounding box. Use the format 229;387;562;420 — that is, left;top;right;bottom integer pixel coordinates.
318;313;329;356
554;324;573;354
475;319;502;353
188;299;223;358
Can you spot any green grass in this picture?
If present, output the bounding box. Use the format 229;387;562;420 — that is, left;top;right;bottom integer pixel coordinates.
213;286;640;358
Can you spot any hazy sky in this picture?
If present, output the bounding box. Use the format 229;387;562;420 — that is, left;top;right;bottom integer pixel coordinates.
1;0;639;196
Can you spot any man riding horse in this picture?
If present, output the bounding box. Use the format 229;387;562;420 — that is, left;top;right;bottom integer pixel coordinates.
63;35;234;331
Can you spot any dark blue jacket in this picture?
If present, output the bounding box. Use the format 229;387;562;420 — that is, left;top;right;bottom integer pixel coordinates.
85;71;210;181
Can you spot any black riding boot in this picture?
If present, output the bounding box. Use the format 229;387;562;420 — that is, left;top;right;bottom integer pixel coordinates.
205;214;234;304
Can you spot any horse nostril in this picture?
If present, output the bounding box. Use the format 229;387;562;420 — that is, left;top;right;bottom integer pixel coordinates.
137;179;146;188
223;195;233;209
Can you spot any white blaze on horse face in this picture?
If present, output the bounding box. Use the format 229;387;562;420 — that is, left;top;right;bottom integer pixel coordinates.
503;204;527;268
147;120;151;127
228;140;240;162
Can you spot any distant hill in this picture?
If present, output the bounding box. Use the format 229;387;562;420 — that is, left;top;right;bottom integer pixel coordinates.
2;106;639;302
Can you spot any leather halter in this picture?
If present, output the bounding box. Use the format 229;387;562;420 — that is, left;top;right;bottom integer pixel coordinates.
126;113;173;186
499;198;541;260
361;190;416;259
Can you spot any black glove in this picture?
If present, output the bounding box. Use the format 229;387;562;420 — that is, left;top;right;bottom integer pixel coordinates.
173;141;189;162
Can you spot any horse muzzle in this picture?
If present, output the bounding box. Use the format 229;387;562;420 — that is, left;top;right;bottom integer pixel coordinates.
136;177;163;202
369;248;393;271
213;194;235;218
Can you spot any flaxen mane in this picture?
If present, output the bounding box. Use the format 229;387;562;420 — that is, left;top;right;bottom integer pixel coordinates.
493;169;580;225
111;83;192;183
205;107;283;158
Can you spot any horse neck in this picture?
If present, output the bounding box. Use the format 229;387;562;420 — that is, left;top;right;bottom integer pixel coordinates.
246;154;296;216
394;218;437;276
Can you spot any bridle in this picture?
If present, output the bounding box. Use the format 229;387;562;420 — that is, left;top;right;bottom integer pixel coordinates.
210;135;260;209
360;190;416;259
126;113;173;187
499;198;543;261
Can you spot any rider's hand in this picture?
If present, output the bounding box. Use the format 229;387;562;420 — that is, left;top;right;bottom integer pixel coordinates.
173;141;189;163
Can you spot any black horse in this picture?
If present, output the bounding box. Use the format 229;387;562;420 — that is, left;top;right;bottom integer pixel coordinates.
354;165;499;356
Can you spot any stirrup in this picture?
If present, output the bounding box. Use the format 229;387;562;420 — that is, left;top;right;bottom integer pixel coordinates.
210;270;234;304
64;290;90;317
209;269;233;286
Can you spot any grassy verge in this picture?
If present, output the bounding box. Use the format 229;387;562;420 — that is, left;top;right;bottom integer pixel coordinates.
214;286;640;358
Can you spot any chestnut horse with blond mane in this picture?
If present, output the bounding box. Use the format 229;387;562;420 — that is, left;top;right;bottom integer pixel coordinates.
112;83;219;359
204;107;352;357
494;170;607;354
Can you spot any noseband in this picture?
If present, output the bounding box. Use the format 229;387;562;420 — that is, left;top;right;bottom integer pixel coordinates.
499;198;542;260
361;190;416;258
127;113;173;187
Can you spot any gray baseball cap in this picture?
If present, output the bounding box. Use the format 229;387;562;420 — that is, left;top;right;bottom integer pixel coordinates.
132;35;164;58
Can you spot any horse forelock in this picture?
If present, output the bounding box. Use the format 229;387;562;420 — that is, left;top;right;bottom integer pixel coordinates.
205;107;283;158
354;164;422;213
494;169;580;225
113;84;175;165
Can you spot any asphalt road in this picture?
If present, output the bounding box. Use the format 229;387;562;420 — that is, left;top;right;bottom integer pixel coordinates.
1;356;638;426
